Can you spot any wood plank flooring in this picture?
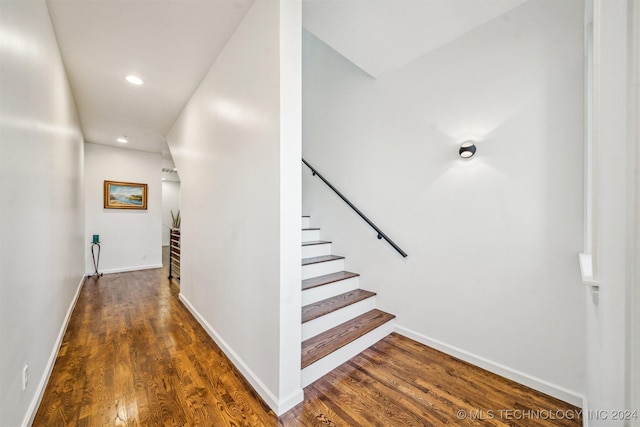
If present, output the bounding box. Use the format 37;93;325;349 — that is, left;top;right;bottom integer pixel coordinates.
35;248;581;426
33;250;277;427
284;333;582;426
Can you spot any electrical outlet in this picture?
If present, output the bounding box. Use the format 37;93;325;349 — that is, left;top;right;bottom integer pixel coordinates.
22;365;28;390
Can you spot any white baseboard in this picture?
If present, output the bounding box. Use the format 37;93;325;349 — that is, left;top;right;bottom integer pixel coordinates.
179;294;303;416
395;325;585;408
87;263;163;275
277;388;305;416
22;275;86;427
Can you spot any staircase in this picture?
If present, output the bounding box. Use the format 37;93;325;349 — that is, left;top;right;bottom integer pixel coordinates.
301;215;395;387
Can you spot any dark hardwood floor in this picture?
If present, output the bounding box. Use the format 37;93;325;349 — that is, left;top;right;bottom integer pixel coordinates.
34;248;581;426
284;333;581;426
33;248;276;426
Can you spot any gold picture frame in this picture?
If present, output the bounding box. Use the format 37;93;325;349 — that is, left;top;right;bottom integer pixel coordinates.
104;181;148;210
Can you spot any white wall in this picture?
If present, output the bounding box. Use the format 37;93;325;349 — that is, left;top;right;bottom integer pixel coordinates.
161;181;180;246
302;0;585;405
0;2;85;425
585;0;639;424
278;0;302;410
84;143;162;274
633;3;640;420
166;0;302;414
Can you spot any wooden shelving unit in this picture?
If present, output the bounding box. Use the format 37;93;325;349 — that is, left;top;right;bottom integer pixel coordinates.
169;229;180;282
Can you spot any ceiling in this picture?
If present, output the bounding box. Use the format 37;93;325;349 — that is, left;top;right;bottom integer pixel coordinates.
46;0;529;158
46;0;255;158
303;0;529;78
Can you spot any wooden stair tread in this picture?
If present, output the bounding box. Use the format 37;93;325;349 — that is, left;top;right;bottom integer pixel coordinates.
302;289;376;323
301;309;395;368
302;271;360;291
301;255;344;266
302;240;331;246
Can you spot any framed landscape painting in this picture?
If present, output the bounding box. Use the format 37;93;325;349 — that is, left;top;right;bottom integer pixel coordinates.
104;181;147;210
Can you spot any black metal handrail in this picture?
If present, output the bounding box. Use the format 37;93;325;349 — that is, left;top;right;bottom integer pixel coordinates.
302;158;408;258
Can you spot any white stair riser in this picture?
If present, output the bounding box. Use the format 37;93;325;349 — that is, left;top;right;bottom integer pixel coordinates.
302;243;332;258
302;277;359;305
302;217;311;228
302;259;345;280
302;229;320;242
302;297;377;341
301;321;395;388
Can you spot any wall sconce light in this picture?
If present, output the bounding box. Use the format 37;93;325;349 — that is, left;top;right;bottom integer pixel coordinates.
459;141;477;159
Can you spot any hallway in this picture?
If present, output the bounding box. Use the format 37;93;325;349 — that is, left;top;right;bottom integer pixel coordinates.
33;250;581;426
3;0;639;424
33;250;277;426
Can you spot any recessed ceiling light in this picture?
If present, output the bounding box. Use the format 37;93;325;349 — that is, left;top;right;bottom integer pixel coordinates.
117;136;128;143
125;75;143;85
